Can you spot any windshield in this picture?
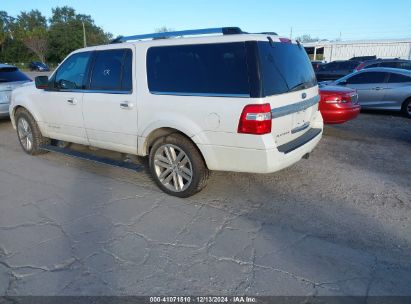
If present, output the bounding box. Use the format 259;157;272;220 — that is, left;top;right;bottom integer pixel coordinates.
0;67;31;83
258;41;317;96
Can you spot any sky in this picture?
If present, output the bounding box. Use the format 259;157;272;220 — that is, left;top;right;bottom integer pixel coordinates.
2;0;411;41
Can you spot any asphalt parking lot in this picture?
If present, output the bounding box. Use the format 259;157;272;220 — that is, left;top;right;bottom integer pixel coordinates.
0;106;410;297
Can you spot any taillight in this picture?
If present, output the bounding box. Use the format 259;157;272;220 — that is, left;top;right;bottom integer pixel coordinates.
321;92;352;104
238;103;272;135
356;63;365;71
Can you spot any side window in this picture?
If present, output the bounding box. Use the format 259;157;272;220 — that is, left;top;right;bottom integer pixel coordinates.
146;43;250;96
399;62;411;70
364;63;380;69
387;73;411;83
54;52;92;89
322;62;338;71
89;49;132;91
380;61;400;68
346;72;387;84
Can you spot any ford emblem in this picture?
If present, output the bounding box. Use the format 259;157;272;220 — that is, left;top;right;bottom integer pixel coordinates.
302;93;307;99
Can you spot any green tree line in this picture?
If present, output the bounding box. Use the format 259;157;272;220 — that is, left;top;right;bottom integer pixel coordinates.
0;6;112;67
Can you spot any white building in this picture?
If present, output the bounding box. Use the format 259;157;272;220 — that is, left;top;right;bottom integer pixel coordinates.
304;39;411;62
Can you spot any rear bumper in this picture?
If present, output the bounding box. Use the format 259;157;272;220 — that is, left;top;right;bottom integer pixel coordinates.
322;105;360;124
0;103;10;117
197;127;323;174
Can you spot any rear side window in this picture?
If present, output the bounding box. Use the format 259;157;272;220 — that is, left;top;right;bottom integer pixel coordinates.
379;61;400;68
387;73;411;83
0;67;31;83
339;61;358;69
55;52;92;89
258;41;316;96
147;43;250;96
399;62;411;70
90;49;132;91
364;63;380;69
346;72;387;84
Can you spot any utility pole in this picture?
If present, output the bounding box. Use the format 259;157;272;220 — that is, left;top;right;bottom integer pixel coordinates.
82;21;87;47
339;31;342;41
290;27;293;39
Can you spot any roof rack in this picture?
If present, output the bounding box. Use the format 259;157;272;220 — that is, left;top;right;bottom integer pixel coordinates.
111;27;244;43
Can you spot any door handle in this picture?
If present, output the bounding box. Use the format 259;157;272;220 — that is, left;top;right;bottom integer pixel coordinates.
67;98;77;105
373;87;383;90
120;101;133;109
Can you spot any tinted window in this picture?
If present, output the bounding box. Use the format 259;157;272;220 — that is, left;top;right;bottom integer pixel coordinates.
0;67;31;83
90;49;132;91
55;52;92;89
258;41;316;96
345;72;387;84
399;62;411;70
147;43;250;96
320;61;339;71
379;61;400;68
339;61;358;69
388;73;411;83
364;63;380;69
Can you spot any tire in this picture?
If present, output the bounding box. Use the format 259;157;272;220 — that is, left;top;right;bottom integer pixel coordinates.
402;98;411;118
149;133;209;198
15;108;50;155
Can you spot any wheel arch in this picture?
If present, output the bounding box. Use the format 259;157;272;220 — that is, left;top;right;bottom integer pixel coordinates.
142;127;209;169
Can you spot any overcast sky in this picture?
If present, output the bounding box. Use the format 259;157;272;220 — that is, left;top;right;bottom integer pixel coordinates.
3;0;411;41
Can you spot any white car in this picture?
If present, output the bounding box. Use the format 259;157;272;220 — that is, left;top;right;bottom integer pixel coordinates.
9;27;323;197
0;64;31;118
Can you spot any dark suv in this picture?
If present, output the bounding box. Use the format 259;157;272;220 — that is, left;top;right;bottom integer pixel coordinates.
356;58;411;71
315;60;360;81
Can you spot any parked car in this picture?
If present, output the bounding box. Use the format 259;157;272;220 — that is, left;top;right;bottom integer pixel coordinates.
319;86;360;124
355;58;411;71
349;55;376;61
28;61;50;72
0;64;31;118
315;60;360;81
9;27;323;197
324;67;411;117
311;60;326;72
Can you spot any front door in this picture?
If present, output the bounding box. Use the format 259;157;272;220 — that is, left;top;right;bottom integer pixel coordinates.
37;51;93;144
82;48;138;154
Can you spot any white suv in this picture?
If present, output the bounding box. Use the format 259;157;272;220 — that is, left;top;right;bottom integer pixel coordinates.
9;27;323;197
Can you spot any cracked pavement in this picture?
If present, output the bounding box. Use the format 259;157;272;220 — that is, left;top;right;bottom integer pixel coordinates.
0;112;410;296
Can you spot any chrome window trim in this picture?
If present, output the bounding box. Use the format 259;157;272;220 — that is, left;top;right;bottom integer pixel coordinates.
271;95;320;119
55;89;132;95
150;91;250;98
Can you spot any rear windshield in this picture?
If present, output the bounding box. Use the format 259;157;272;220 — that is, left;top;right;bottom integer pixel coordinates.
258;41;317;96
0;67;31;83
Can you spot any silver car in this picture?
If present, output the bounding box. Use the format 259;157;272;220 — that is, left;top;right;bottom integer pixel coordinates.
326;67;411;117
0;64;32;118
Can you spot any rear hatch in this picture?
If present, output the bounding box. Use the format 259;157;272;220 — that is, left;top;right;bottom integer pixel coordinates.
0;67;31;104
257;40;320;146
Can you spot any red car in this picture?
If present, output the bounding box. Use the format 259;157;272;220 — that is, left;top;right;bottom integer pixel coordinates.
319;86;361;124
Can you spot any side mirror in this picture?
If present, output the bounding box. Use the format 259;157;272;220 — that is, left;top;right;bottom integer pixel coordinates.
35;76;49;89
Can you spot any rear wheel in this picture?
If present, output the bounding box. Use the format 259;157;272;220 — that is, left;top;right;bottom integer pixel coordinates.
149;133;209;197
15;108;50;155
402;98;411;118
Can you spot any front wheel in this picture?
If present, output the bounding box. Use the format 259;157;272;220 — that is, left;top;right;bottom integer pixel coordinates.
149;133;209;197
15;108;50;155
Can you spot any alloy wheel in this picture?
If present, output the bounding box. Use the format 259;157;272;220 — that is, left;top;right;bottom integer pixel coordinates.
17;117;33;151
153;144;193;192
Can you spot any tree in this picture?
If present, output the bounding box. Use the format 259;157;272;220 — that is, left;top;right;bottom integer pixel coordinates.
12;10;48;62
48;6;111;62
295;34;320;43
0;11;13;48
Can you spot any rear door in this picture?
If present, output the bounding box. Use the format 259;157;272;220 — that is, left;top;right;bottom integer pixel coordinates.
383;72;411;110
82;47;138;154
342;71;389;108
